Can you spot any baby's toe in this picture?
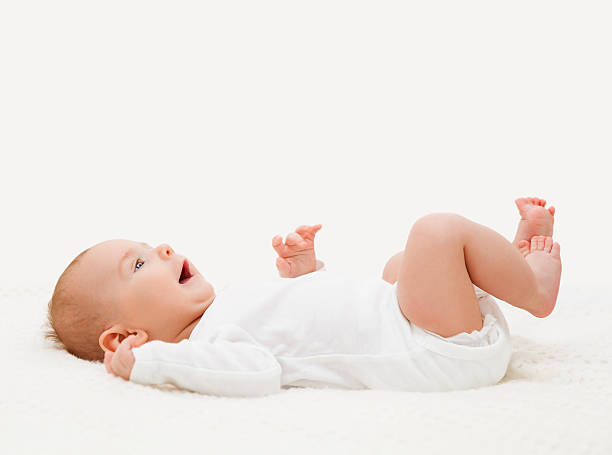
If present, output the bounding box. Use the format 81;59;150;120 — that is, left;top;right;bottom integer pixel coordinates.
551;242;561;259
537;236;546;250
531;236;545;252
544;236;553;252
515;197;529;210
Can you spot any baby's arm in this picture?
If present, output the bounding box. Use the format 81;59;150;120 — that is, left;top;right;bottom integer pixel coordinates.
272;224;323;278
126;325;281;397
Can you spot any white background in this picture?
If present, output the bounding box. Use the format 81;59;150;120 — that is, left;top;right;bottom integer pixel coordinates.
1;1;610;294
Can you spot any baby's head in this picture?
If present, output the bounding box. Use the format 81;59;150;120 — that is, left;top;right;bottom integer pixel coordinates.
45;239;215;362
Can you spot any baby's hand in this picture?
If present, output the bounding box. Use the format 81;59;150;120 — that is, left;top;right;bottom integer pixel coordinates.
104;335;137;381
272;224;322;278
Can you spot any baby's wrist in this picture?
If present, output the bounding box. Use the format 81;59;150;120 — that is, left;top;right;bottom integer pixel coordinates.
297;259;323;276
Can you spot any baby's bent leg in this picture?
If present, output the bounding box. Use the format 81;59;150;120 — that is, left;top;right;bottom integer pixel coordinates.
396;213;540;337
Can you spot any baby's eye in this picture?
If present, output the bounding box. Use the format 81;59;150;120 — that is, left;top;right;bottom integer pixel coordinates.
134;259;144;271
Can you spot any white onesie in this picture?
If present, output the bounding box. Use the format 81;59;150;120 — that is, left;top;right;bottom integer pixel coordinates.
130;261;512;397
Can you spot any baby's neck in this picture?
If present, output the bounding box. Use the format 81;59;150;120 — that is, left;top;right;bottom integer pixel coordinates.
174;296;215;341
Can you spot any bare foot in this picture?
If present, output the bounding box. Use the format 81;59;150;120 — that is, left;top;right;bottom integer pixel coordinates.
512;197;556;248
518;236;562;318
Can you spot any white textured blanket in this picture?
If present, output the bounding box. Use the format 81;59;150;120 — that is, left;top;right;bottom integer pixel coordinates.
1;283;610;454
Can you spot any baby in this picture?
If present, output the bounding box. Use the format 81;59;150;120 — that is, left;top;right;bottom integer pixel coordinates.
45;197;561;396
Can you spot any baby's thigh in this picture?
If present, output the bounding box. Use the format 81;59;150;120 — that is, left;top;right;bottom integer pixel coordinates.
395;214;482;338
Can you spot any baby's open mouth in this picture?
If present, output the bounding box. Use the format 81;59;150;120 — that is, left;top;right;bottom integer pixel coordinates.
179;259;193;284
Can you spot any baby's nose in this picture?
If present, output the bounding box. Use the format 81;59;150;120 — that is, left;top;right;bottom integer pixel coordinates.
156;243;174;258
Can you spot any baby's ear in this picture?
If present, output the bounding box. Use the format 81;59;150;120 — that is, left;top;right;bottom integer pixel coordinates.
131;330;148;347
99;326;127;353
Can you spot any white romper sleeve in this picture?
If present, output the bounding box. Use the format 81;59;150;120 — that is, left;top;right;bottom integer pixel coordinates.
129;324;282;397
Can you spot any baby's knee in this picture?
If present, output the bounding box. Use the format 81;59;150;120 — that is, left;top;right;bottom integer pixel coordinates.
410;213;467;241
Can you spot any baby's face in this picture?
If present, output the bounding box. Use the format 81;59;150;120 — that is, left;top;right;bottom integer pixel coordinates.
76;239;215;351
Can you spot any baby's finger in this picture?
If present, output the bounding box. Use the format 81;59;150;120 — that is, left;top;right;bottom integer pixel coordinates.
120;335;139;356
115;336;132;356
126;334;139;348
296;224;322;240
272;235;290;257
276;257;291;277
309;224;322;235
114;339;134;378
285;232;306;246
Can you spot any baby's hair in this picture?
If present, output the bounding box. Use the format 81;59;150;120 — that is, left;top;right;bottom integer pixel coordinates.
43;247;109;363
